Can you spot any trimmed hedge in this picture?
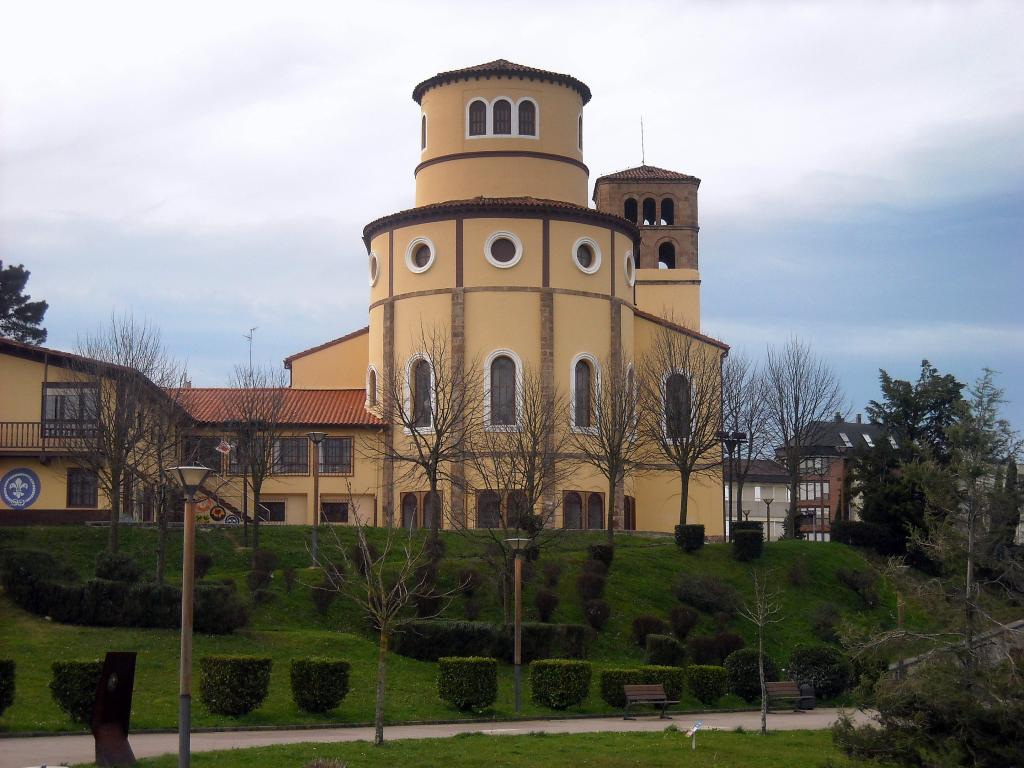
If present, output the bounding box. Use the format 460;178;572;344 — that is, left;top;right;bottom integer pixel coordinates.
587;544;614;569
732;529;764;561
576;571;606;600
584;599;610;630
675;524;705;552
669;605;700;640
95;552;142;582
645;634;686;667
529;659;592;710
0;659;14;717
632;615;670;647
724;648;778;703
290;658;350;713
535;590;559;622
599;666;686;708
687;665;727;705
676;573;739;615
731;521;763;533
688;632;745;665
437;657;497;711
789;644;852;699
199;656;272;716
50;660;102;723
393;620;587;662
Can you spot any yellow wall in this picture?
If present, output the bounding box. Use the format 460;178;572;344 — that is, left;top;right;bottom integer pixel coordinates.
634;267;702;329
288;330;370;389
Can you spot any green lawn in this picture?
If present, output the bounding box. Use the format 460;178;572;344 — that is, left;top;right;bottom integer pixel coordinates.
125;730;871;768
0;525;915;733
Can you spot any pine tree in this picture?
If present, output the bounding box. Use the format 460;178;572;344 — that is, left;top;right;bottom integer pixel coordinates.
0;261;48;343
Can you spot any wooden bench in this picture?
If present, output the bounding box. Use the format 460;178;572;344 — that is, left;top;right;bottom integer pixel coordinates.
623;684;679;720
765;681;812;711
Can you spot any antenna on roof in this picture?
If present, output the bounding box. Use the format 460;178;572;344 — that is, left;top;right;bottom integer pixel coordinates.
244;327;258;370
640;116;646;165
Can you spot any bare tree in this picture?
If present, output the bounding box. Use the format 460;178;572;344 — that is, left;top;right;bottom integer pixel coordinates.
226;364;287;563
763;338;845;538
376;323;483;541
462;365;573;619
738;568;784;735
73;314;174;552
568;354;646;545
638;322;725;528
722;353;772;529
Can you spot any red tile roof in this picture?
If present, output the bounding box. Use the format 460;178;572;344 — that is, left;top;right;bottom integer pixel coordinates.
595;165;700;184
632;309;730;352
175;388;384;427
413;59;592;105
283;326;369;368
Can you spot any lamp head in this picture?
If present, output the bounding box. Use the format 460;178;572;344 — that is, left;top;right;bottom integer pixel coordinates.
307;431;327;445
504;537;530;553
168;465;211;500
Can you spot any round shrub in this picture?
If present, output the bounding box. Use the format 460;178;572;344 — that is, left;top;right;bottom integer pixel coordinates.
687;665;727;705
587;544;614;569
599;666;686;707
535;589;559;622
94;552;141;582
732;529;764;561
584;599;610;630
675;524;705;552
724;648;779;703
687;634;718;665
645;634;685;667
675;573;738;615
632;615;670;647
669;605;700;640
0;659;15;717
811;602;841;643
194;552;214;580
50;660;102;723
199;656;272;716
581;558;608;577
290;658;351;713
576;572;606;601
252;549;278;573
789;644;852;699
529;659;591;710
194;584;249;634
437;657;497;711
311;579;337;616
715;632;745;662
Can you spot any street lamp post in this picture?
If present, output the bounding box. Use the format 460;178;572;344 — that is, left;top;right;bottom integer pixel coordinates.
307;431;327;564
168;465;211;768
717;430;747;541
505;537;530;713
762;490;774;543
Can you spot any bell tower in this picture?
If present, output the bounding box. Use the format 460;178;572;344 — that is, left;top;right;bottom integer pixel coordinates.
593;165;702;328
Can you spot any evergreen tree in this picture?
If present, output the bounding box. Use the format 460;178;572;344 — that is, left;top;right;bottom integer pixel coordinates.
0;261;48;344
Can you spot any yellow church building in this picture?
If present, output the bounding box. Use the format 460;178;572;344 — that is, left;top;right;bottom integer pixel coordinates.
0;60;727;537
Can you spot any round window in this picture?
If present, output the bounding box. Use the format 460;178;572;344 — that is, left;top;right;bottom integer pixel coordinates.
484;231;523;268
490;237;516;263
413;244;431;268
572;237;601;274
624;251;636;287
576;244;593;268
405;238;436;273
369;252;379;286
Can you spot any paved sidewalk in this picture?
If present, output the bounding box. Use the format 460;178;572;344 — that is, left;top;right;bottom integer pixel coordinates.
0;708;865;768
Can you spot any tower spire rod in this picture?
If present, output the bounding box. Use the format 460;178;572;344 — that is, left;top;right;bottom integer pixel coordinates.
640;116;645;165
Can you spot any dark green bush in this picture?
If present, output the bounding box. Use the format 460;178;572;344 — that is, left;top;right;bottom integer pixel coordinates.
290;658;350;713
542;561;562;588
789;644;852;699
0;659;14;717
811;602;842;643
687;665;727;705
788;553;810;587
632;615;669;646
669;605;700;640
688;634;719;664
675;524;705;552
645;634;686;667
676;573;738;615
831;520;897;554
194;584;249;634
535;589;559;622
252;549;278;573
587;544;614;569
282;566;296;592
194;552;213;580
724;648;779;702
437;657;497;711
349;541;379;576
199;656;272;715
836;568;879;608
584;599;610;630
311;579;336;615
599;666;686;707
393;621;587;662
50;660;102;723
414;588;442;618
576;571;606;600
247;569;271;592
530;659;591;709
458;568;482;595
95;551;141;582
581;558;608;577
731;520;763;533
252;588;275;605
732;529;764;561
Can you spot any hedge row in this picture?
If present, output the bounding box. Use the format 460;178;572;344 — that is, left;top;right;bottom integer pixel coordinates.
437;657;497;711
199;657;272;715
599;666;687;708
0;660;13;717
392;620;587;662
530;659;591;710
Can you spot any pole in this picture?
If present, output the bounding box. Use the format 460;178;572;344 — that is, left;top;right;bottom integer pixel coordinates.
311;440;320;565
513;552;522;713
765;499;772;543
179;496;196;768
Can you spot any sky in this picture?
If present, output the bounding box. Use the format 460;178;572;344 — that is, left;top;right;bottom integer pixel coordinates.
1;0;1022;427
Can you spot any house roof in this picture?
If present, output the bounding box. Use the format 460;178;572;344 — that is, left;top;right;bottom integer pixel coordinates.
412;59;592;105
632;309;730;352
779;418;889;458
725;459;788;483
594;165;701;184
283;326;369;368
175;388;384;427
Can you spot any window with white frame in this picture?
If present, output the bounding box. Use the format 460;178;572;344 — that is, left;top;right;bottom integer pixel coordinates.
572;356;597;429
488;354;517;427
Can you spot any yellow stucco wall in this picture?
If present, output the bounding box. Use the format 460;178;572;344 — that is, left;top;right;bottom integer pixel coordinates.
287;329;370;389
634;267;702;329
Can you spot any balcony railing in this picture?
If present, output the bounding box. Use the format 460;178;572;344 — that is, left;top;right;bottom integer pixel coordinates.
0;421;97;453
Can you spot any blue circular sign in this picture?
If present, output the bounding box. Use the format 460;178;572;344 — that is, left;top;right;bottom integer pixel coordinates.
1;468;41;510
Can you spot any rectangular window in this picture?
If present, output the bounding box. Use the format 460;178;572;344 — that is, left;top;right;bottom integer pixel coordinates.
272;438;308;475
256;500;286;522
321;501;349;523
839;432;854;448
320;437;353;475
43;384;99;437
754;486;762;501
862;433;875;447
67;467;98;508
183;436;224;475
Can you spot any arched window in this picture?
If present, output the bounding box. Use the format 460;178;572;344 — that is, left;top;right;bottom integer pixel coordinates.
490;355;516;426
578;115;583;149
411;358;432;428
469;100;487;136
658;241;676;269
518;100;535;136
665;372;691;439
642;198;657;226
423;491;440;529
623;198;638;223
421;114;427;150
367;368;378;407
574;359;593;429
493;99;512;134
401;493;419;530
477;490;501;528
587;493;603;530
660;198;674;225
563;491;582;529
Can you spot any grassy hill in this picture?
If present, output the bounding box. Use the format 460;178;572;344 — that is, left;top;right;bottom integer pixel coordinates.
0;525;916;733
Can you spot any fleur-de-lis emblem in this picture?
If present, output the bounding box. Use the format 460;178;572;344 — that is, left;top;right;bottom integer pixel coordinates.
8;477;28;499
